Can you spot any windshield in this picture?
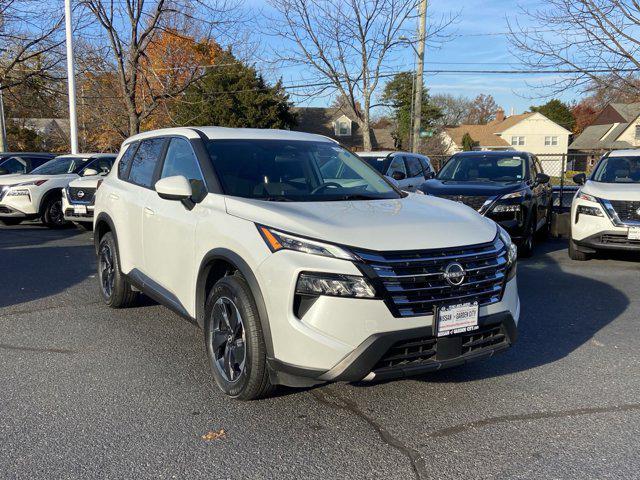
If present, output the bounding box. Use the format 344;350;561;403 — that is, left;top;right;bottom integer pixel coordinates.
30;156;90;175
361;156;390;175
437;154;526;183
205;140;400;201
591;156;640;183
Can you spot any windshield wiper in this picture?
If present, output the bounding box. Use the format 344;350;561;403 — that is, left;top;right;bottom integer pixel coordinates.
338;194;385;201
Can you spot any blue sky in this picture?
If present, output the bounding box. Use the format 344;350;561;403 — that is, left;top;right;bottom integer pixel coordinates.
252;0;580;115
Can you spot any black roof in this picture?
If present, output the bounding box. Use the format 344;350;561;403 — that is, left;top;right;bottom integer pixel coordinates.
452;150;531;158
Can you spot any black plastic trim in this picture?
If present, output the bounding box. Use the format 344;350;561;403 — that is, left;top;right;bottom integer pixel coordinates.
196;248;274;356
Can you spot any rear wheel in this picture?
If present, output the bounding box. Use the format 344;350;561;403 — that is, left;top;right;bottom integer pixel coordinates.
41;196;67;228
97;232;138;307
518;220;535;258
568;237;590;261
204;274;273;400
0;218;22;226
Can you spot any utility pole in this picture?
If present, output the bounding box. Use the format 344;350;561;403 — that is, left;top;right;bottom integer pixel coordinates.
0;86;7;152
411;0;427;153
64;0;79;154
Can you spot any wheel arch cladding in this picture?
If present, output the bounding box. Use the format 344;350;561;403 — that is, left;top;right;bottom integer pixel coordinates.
39;188;63;214
196;248;274;357
94;213;117;255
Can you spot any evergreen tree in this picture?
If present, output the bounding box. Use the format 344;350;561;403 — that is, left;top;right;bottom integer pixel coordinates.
173;50;297;129
461;132;476;151
530;99;576;131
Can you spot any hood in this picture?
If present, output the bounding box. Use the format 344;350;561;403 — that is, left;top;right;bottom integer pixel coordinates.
225;193;498;251
69;175;104;189
420;179;525;197
582;180;640;201
0;174;75;187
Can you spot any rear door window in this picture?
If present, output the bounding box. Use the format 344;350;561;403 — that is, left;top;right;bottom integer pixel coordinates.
405;156;424;178
128;138;165;188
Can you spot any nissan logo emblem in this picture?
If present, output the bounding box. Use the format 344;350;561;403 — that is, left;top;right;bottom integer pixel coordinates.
443;262;465;286
77;190;85;198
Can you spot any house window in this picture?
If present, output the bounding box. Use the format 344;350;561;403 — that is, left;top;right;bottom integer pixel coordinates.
544;136;558;146
511;136;525;146
334;120;351;137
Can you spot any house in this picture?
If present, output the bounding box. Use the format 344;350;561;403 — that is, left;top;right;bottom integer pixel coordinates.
569;103;640;168
441;109;571;173
292;107;395;150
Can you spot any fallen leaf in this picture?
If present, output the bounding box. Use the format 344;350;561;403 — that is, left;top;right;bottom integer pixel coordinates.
201;429;226;441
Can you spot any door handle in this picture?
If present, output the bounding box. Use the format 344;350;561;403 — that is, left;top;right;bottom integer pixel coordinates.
144;207;155;216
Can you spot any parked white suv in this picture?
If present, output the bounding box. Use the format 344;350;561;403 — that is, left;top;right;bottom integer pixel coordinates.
62;154;116;228
0;153;115;227
570;149;640;260
358;151;434;191
94;127;519;400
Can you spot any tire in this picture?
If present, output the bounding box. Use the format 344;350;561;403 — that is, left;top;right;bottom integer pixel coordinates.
518;220;535;258
97;232;138;308
41;196;68;228
204;274;273;400
0;218;23;226
568;237;590;261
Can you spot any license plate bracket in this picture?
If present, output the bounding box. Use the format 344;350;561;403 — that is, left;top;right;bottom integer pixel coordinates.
628;227;640;240
435;302;479;337
73;205;87;215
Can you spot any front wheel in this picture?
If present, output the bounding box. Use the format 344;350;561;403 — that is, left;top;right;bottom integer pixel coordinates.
41;196;67;228
204;274;273;400
97;232;138;307
568;238;590;261
518;221;535;258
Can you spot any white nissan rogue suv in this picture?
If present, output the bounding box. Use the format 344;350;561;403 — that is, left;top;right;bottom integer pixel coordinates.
570;149;640;260
94;127;520;400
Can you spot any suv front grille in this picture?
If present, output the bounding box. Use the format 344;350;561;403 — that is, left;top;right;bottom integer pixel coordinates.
68;186;96;203
353;236;509;317
436;195;491;211
609;200;640;223
373;324;507;373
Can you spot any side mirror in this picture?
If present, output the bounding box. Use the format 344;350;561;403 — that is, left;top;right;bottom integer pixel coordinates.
391;170;406;181
155;175;193;201
424;171;435;180
82;168;98;177
535;172;550;185
572;172;587;185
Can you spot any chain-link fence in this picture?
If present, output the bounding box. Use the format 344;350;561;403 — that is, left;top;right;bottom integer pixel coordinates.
428;152;601;214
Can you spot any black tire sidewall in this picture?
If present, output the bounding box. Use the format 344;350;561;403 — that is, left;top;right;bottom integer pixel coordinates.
98;232;134;307
204;276;266;399
42;197;66;228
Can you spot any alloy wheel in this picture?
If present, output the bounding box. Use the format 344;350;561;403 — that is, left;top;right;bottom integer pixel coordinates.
50;200;65;225
99;243;115;298
208;296;246;383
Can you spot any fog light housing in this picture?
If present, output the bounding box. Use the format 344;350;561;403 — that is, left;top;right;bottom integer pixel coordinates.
296;272;376;298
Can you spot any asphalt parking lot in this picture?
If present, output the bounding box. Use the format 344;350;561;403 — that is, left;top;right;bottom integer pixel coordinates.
1;224;639;480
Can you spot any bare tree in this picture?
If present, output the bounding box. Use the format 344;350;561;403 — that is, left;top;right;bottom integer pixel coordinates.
464;94;499;125
267;0;455;150
78;0;244;136
431;93;472;126
0;0;64;89
508;1;640;100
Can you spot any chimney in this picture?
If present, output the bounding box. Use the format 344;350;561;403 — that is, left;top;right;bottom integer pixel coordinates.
495;108;505;122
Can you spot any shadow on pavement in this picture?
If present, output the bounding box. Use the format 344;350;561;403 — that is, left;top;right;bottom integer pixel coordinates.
0;226;94;308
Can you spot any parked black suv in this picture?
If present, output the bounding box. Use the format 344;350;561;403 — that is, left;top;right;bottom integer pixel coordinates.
0;152;57;175
420;150;552;256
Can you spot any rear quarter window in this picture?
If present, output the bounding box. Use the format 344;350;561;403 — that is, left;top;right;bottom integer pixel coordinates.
117;143;138;180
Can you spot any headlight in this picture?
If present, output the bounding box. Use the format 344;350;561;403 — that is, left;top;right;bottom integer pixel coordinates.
577;205;603;217
492;204;520;213
296;272;376;298
498;226;517;279
14;179;48;187
500;190;526;200
577;190;598;203
258;225;357;260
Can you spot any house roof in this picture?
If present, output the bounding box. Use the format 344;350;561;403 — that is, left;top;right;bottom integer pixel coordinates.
489;113;534;132
569;102;640;151
444;124;511;148
609;103;640;122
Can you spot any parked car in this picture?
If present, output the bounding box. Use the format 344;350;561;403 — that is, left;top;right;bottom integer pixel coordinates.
420;151;552;257
62;154;116;228
358;151;434;191
93;127;519;400
0;153;115;227
569;149;640;260
0;152;57;175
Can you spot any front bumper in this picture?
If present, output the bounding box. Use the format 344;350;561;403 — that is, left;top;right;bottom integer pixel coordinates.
62;195;94;222
256;249;520;386
571;197;640;251
575;231;640;252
